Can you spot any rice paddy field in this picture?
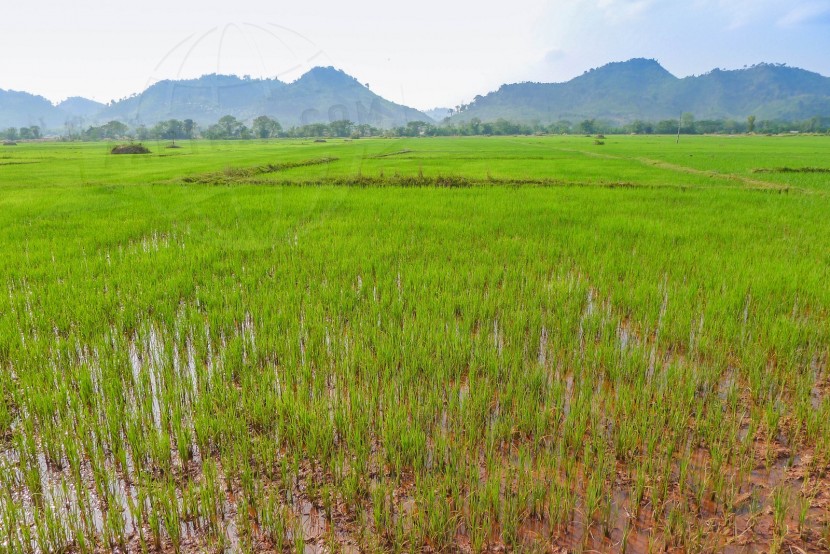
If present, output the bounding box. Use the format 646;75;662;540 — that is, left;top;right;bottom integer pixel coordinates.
0;135;829;553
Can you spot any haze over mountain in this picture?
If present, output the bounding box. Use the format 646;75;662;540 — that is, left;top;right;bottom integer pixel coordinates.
450;59;830;125
423;108;453;122
58;97;107;120
0;67;432;131
2;60;830;133
0;89;65;129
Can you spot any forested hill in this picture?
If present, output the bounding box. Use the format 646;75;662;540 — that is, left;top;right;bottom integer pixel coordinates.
449;59;830;124
0;67;432;131
4;60;829;132
0;89;66;129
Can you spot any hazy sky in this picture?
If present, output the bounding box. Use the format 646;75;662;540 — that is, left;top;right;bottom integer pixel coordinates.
1;0;829;109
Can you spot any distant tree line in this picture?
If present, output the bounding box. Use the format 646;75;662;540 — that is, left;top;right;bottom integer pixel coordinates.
69;116;381;141
613;114;830;135
2;126;42;141
59;113;830;142
393;115;830;136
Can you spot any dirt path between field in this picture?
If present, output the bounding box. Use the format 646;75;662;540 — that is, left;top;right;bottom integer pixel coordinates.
635;156;789;190
548;146;807;193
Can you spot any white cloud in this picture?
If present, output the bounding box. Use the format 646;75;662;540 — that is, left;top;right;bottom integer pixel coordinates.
778;1;830;26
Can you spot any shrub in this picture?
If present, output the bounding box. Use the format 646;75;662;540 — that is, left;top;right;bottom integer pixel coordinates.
111;144;151;154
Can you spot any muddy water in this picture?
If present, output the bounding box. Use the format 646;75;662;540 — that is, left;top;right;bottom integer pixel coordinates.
3;288;828;553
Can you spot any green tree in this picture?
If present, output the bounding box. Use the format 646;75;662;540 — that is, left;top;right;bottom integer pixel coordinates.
183;119;195;139
328;120;354;137
681;113;696;134
354;124;375;138
628;120;653;134
206;116;248;139
808;116;821;133
577;119;596;134
723;119;741;134
252;116;281;139
151;120;184;143
219;115;245;138
695;120;723;134
655;119;678;134
747;115;756;134
547;120;572;134
86;120;129;140
403;121;431;137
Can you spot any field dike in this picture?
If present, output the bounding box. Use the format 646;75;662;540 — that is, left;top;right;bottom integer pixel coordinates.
549;146;801;192
179;157;339;185
172;148;825;193
368;149;414;159
753;167;830;174
194;174;661;188
176;159;658;189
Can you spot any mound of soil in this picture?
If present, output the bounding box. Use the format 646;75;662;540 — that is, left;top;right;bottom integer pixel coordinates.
111;144;151;155
314;139;327;143
3;141;17;146
165;144;182;149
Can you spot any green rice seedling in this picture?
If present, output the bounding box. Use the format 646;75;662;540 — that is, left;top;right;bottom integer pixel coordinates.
415;475;456;551
501;488;522;550
529;475;547;520
584;467;604;526
666;503;687;549
466;486;490;554
631;463;647;518
292;514;305;554
164;481;183;552
106;496;128;551
797;487;812;538
237;493;259;553
19;509;33;554
32;504;51;554
620;519;633;554
321;483;333;521
600;490;615;540
261;492;287;551
342;463;363;512
548;479;574;532
772;485;790;541
148;495;163;551
391;507;408;554
372;481;392;534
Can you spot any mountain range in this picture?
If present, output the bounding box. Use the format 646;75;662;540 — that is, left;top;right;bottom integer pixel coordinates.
450;59;830;124
1;67;432;132
2;59;830;133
